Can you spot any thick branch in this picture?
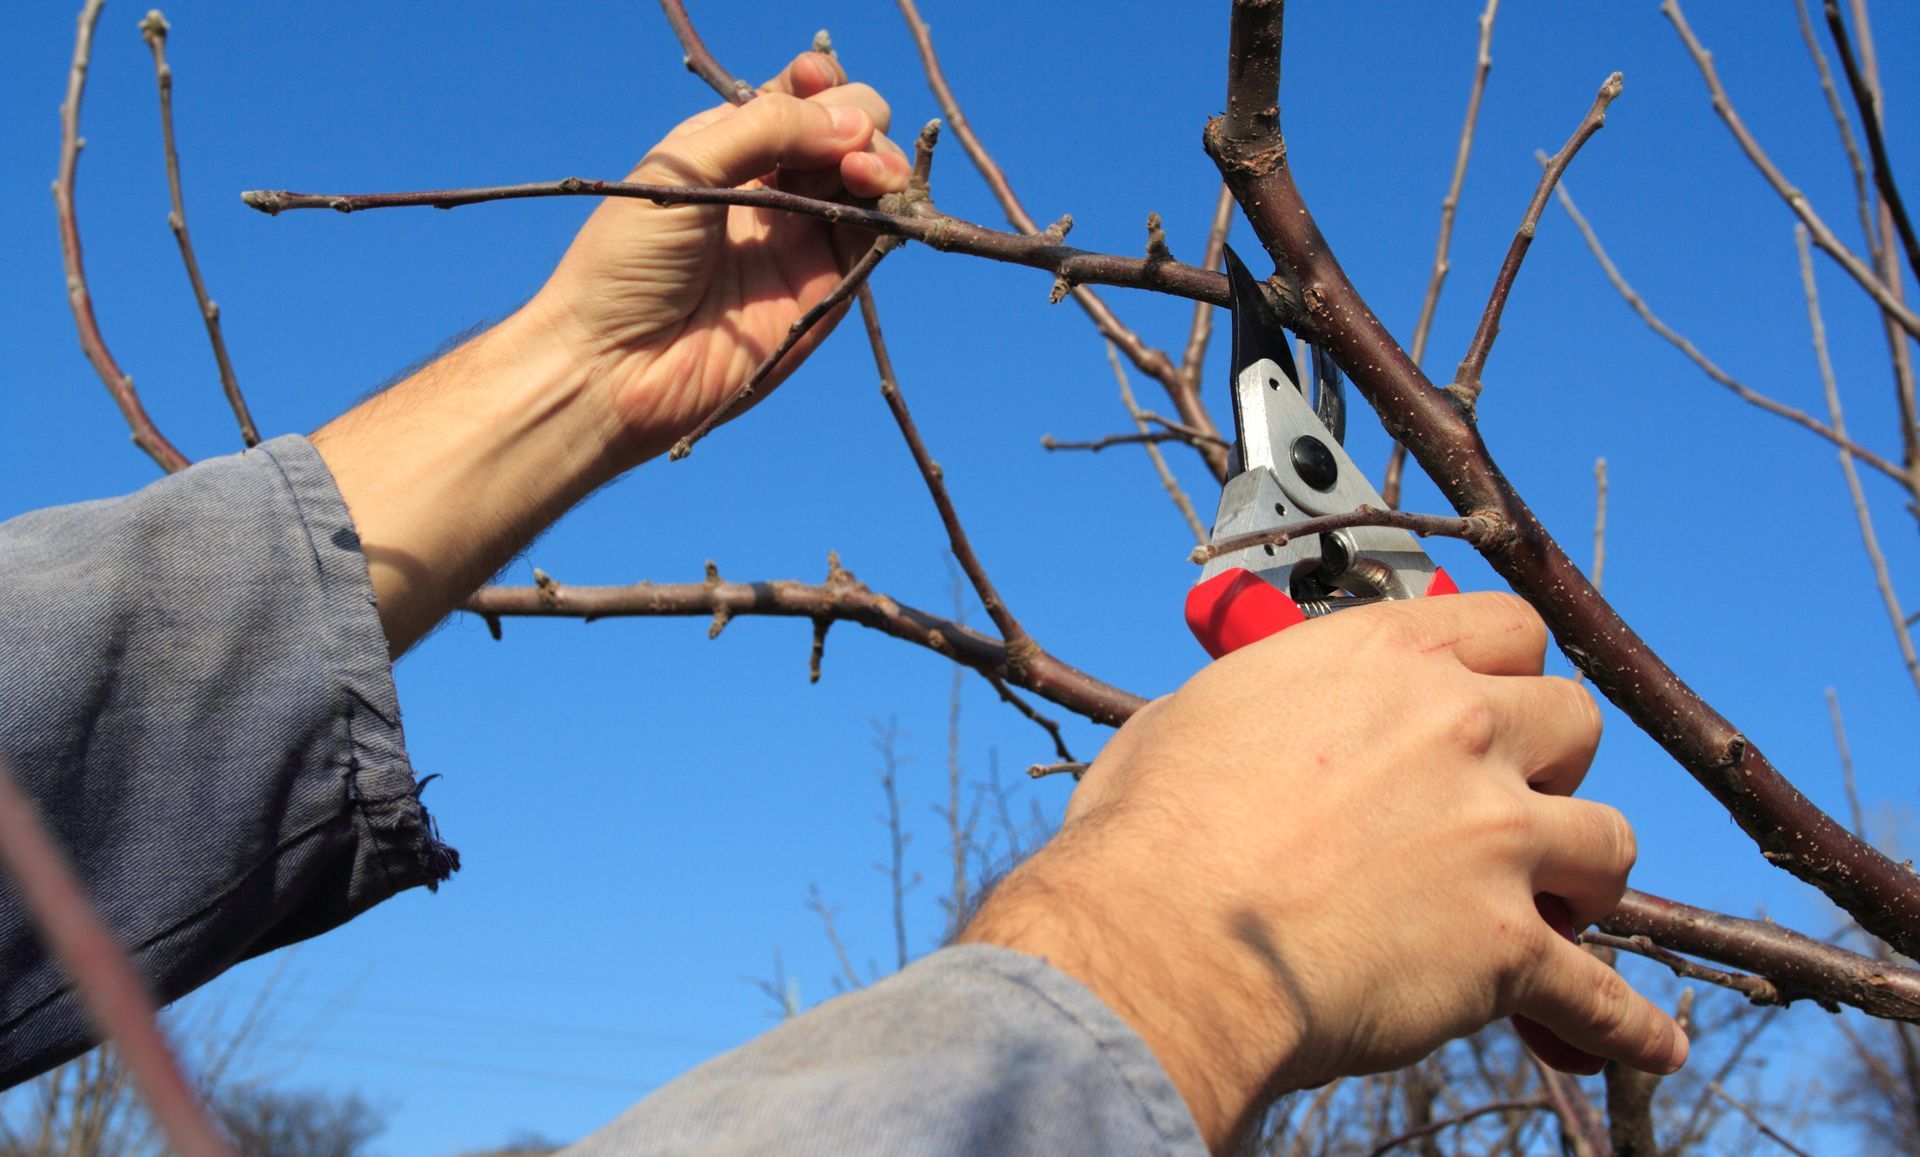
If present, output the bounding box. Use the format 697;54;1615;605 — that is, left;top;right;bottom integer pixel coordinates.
1453;72;1621;407
1602;889;1920;1020
240;179;1231;309
56;0;190;473
1207;0;1920;959
1662;0;1920;340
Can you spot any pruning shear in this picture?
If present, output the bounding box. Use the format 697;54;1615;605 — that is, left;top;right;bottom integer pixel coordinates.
1184;247;1456;659
1182;261;1608;1071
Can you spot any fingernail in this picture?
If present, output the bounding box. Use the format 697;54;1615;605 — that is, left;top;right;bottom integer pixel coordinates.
828;105;864;136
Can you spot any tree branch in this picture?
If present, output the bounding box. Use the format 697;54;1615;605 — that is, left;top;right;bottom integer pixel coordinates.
670;235;902;460
139;12;257;450
1798;224;1920;704
1365;1097;1545;1157
1206;0;1920;960
1189;507;1496;565
56;0;190;473
892;0;1229;480
1384;0;1501;509
858;291;1033;663
1104;343;1210;546
463;562;1145;726
1824;0;1920;288
1602;889;1920;1020
0;753;229;1156
240;178;1233;312
1452;72;1621;409
1662;0;1920;340
1550;173;1908;487
1181;182;1237;390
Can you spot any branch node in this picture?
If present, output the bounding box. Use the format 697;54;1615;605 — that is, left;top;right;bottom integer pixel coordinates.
1049;274;1073;305
809;616;831;683
1027;761;1088;780
1145;211;1171;264
1042;214;1074;242
811;29;835;57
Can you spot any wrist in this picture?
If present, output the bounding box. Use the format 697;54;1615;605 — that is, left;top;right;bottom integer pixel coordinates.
311;302;626;655
958;837;1303;1150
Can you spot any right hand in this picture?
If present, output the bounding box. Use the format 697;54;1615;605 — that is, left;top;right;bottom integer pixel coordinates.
958;593;1686;1151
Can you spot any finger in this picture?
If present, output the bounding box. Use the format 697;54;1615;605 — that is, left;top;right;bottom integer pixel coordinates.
842;150;912;200
1486;675;1602;797
1355;591;1549;678
1532;799;1636;927
634;92;877;189
805;81;895;139
1513;1014;1605;1075
1516;934;1689;1075
759;51;846;97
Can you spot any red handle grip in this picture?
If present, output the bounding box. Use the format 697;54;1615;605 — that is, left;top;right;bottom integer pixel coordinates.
1185;565;1457;659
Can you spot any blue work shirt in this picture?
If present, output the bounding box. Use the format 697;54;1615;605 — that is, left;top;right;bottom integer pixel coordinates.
0;437;1206;1155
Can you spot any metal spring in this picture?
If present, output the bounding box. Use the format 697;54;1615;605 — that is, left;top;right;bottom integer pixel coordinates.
1297;594;1388;618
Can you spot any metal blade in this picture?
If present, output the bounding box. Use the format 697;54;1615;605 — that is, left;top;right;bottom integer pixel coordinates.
1223;246;1302;480
1310;343;1346;445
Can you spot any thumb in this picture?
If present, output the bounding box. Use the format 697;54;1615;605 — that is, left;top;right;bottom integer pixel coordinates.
634;92;874;190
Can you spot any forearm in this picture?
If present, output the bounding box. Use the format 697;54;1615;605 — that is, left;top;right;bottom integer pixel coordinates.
310;295;629;656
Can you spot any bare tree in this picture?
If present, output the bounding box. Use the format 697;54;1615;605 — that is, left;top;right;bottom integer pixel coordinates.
15;0;1920;1152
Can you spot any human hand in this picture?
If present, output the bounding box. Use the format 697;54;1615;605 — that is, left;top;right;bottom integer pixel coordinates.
526;50;910;465
958;593;1687;1150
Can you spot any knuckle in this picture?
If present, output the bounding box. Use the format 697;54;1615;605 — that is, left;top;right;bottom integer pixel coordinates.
1594;804;1638;877
1552;677;1604;747
1442;689;1499;757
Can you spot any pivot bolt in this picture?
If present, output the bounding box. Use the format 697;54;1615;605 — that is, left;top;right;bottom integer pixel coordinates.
1291;436;1338;491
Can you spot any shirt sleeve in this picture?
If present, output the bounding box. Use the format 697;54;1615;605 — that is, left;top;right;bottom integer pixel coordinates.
563;943;1208;1157
0;435;455;1089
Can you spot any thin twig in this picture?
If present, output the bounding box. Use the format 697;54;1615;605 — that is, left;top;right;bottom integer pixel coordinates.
1662;0;1920;340
1824;0;1920;287
670;236;901;460
56;0;190;473
1581;931;1787;1006
1550;175;1906;484
1827;688;1867;841
1191;507;1495;564
1366;1098;1545;1157
241;179;1232;311
891;0;1228;479
657;0;752;105
1797;225;1920;703
1453;72;1621;408
980;673;1074;763
805;885;864;991
1025;762;1087;781
139;12;257;448
1792;0;1878;262
0;754;231;1156
859;291;1034;665
1709;1082;1815;1157
1042;430;1215;455
1386;0;1501;505
1530;1052;1602;1157
1106;343;1210;544
1181;182;1237;389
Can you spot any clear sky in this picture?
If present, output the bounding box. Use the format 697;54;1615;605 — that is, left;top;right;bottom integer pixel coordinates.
2;1;1916;1152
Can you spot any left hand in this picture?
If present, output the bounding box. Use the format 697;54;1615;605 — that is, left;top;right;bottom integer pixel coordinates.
527;51;911;465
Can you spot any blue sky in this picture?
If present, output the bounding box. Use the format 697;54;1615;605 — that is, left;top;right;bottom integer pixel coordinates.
2;1;1917;1151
